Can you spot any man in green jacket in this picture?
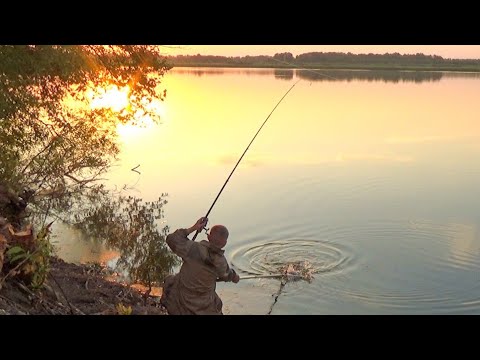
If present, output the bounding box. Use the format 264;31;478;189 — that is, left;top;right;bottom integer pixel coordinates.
161;217;240;315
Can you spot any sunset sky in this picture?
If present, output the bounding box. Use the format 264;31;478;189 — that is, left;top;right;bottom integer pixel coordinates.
161;45;480;59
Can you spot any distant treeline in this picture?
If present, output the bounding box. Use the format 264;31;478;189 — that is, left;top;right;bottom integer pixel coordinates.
166;52;480;72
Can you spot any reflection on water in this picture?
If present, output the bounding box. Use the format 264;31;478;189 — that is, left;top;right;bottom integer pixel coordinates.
295;69;443;83
171;67;274;77
57;68;480;314
52;222;119;265
274;69;294;80
171;67;449;83
442;72;480;79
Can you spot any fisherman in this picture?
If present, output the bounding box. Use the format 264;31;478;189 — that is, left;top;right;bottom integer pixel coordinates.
161;217;240;315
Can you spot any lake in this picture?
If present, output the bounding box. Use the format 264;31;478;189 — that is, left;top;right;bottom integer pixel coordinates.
54;67;480;314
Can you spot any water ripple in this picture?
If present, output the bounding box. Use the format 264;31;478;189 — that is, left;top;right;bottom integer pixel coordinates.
231;238;356;278
230;218;480;314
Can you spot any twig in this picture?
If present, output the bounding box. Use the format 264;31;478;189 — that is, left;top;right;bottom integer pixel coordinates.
0;294;29;315
12;278;84;315
15;280;57;315
37;298;57;315
131;164;141;174
0;249;40;286
48;273;77;315
21;132;60;175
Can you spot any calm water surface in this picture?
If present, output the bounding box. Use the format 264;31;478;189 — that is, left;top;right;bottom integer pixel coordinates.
55;68;480;314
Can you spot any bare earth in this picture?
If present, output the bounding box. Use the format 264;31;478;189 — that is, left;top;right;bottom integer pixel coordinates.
0;257;167;315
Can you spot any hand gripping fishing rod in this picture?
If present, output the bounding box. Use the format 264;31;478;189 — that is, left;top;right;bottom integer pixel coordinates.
191;79;301;241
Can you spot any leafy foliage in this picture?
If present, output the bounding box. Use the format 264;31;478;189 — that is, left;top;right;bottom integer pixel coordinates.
0;45;176;285
0;45;171;216
3;223;54;289
116;302;132;315
72;193;179;288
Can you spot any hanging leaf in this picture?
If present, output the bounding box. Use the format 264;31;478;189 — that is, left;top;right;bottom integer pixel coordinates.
6;246;26;257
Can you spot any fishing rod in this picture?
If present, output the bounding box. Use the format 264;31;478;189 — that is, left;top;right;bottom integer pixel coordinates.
241;274;300;280
191;79;301;241
215;273;303;282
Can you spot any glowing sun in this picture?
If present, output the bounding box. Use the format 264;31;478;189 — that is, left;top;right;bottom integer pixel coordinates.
90;85;131;112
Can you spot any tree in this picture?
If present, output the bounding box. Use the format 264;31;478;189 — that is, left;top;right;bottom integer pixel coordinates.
1;46;168;212
273;52;294;63
0;45;179;285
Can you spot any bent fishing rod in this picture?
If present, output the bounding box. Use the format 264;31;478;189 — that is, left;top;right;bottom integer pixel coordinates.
191;79;301;241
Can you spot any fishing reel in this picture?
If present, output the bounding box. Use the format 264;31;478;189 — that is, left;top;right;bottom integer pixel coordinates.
200;217;209;234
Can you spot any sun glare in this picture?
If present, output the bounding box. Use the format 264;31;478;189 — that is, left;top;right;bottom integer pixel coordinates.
90;85;130;112
116;100;168;137
87;83;168;138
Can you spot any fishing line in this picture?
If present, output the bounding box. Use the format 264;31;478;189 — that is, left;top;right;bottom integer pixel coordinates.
191;60;340;313
241;261;315;315
191;78;301;241
192;59;341;241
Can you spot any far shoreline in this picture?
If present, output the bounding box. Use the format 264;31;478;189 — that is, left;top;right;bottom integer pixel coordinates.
165;51;480;73
169;63;480;73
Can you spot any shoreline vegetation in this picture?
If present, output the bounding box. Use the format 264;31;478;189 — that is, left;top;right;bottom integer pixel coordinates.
0;216;165;315
0;46;173;316
166;51;480;72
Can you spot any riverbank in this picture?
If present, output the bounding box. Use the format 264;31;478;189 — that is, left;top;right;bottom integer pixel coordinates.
169;63;480;72
0;202;167;315
166;51;480;72
0;256;166;315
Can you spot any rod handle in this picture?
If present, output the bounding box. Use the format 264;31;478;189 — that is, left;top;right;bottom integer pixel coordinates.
191;229;201;241
190;217;209;241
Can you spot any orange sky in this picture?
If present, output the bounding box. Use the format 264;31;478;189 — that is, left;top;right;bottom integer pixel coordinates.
161;45;480;59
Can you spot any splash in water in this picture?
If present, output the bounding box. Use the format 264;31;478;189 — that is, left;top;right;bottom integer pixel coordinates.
267;261;315;315
279;260;315;283
240;260;316;282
